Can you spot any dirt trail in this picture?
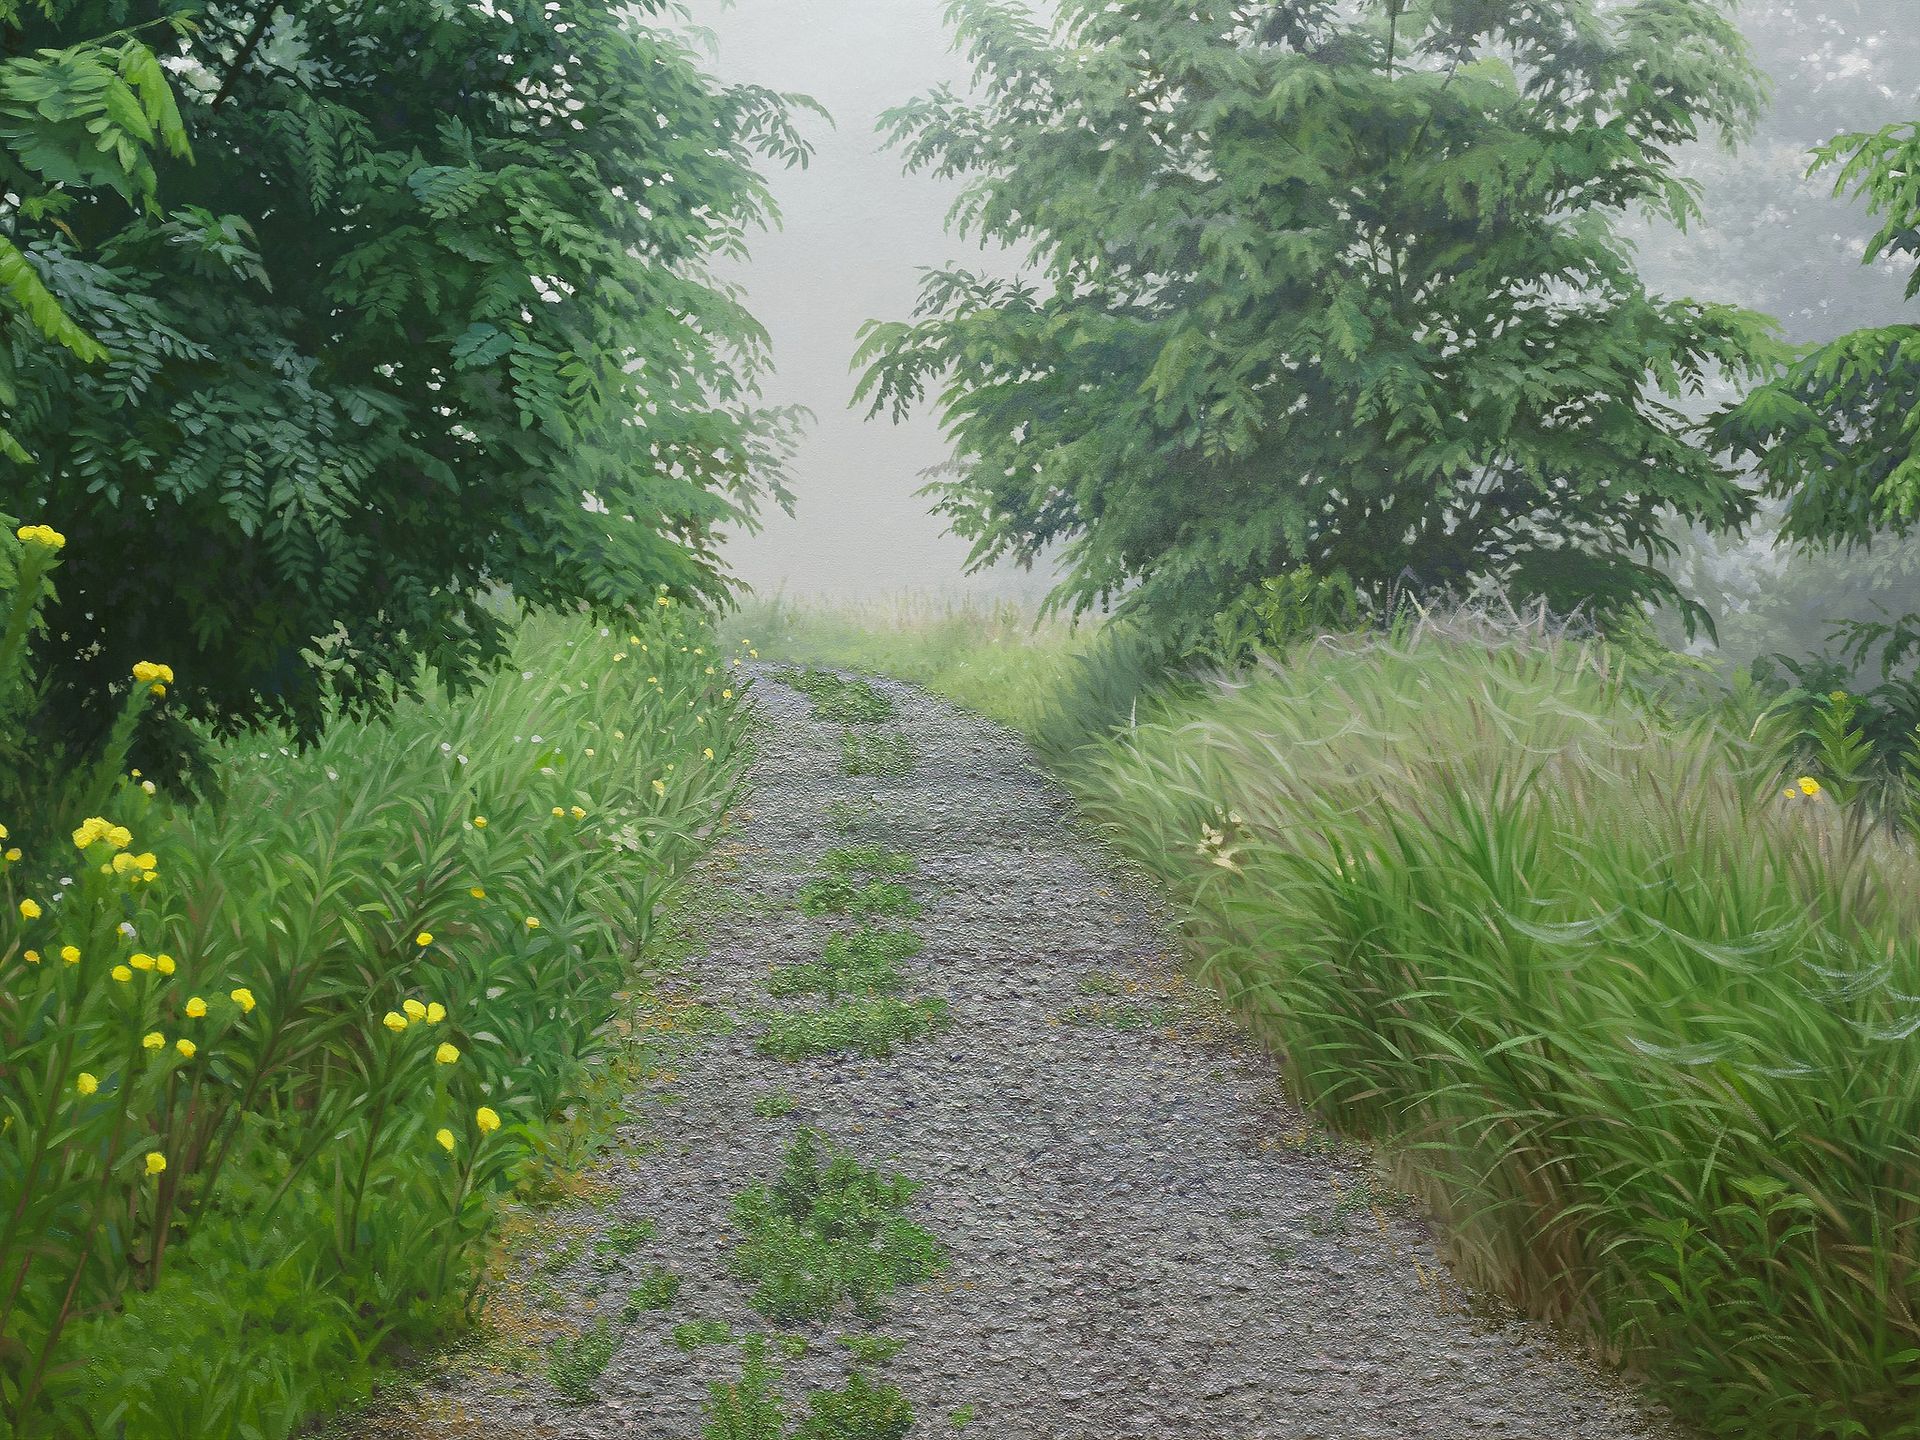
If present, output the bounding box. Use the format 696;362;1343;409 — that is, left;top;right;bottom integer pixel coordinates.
371;668;1675;1440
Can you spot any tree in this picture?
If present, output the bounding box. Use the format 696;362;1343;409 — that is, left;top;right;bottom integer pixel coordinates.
2;1;816;750
856;0;1784;646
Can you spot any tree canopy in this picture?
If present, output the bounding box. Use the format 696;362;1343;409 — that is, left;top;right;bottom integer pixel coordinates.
2;0;815;747
856;0;1785;644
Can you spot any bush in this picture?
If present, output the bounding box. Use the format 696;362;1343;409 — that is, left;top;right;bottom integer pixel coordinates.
0;528;746;1438
1076;611;1920;1438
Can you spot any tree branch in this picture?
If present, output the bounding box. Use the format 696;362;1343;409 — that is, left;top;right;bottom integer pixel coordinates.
209;3;282;115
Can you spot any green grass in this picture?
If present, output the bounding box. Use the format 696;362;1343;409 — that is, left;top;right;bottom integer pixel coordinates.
839;729;917;778
752;1090;800;1118
768;927;924;1000
751;594;1920;1439
767;666;898;724
672;1318;738;1351
621;1267;682;1318
0;608;747;1439
728;1129;947;1321
756;998;952;1062
547;1319;618;1404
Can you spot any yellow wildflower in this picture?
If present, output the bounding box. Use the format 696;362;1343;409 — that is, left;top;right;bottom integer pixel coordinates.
131;661;174;686
175;1038;196;1059
129;952;156;971
552;806;565;817
524;916;540;930
15;523;66;550
722;689;733;700
403;998;427;1021
382;1011;408;1032
703;748;714;760
76;1072;98;1096
72;817;107;848
4;849;18;863
655;595;670;607
23;950;40;964
145;1151;167;1176
185;996;207;1018
426;1002;446;1024
0;823;7;840
1796;776;1821;797
435;1042;459;1065
651;779;666;797
141;1031;165;1050
155;953;175;975
19;899;41;920
230;987;256;1013
59;945;79;965
475;1105;501;1133
111;965;132;983
570;805;585;819
472;815;488;829
435;1128;455;1152
415;931;433;947
469;886;486;899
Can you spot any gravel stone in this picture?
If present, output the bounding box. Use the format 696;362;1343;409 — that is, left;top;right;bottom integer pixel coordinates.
370;667;1679;1440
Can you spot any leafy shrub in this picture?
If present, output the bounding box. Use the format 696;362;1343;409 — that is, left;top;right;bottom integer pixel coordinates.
729;1130;946;1321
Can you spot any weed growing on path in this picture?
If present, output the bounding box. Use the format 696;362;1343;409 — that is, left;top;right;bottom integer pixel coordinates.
752;1090;800;1118
840;729;916;777
822;798;866;834
838;1334;905;1365
621;1268;681;1317
949;1404;978;1428
729;1130;947;1321
757;997;952;1061
769;927;923;999
821;844;916;875
797;874;921;919
792;1371;914;1439
546;1320;616;1404
769;667;897;724
700;1337;787;1440
597;1219;660;1255
673;1318;738;1350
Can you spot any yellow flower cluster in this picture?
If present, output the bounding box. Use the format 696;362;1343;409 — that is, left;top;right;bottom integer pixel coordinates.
1782;775;1823;799
383;997;449;1033
72;817;132;850
112;850;159;882
15;523;65;550
131;660;174;698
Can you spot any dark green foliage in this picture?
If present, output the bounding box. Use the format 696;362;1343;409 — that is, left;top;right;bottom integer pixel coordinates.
792;1372;914;1440
756;997;952;1062
1199;569;1368;670
729;1130;947;1321
3;1;817;758
769;927;923;1000
797;875;921;920
771;667;897;723
856;0;1782;644
547;1319;617;1404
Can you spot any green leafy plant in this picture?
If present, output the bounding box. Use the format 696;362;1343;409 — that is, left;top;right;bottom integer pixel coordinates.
769;928;923;1000
672;1318;739;1351
839;731;917;779
797;876;921;920
547;1319;618;1405
821;846;915;876
700;1336;788;1440
769;668;897;724
756;999;951;1063
729;1130;947;1322
838;1334;906;1366
621;1267;682;1319
752;1090;800;1119
792;1371;914;1440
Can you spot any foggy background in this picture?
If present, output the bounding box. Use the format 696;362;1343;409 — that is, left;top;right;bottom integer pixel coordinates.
691;0;1920;656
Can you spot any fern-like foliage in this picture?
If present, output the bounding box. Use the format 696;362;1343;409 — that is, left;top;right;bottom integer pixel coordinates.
0;0;820;753
855;0;1786;646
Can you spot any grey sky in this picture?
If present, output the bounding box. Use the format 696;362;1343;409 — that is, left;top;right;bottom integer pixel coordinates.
690;0;1046;603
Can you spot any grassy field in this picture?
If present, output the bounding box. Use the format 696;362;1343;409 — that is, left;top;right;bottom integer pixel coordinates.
0;595;751;1438
752;595;1920;1440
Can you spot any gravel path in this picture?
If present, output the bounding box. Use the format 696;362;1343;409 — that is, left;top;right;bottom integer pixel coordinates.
373;668;1678;1440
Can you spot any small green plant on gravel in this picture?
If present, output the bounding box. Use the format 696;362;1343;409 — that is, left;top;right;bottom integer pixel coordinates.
598;1218;660;1255
798;874;921;919
792;1371;914;1440
822;844;916;875
769;666;897;724
1061;998;1177;1030
769;927;924;999
547;1319;618;1404
757;997;952;1062
541;1236;586;1274
822;798;866;833
839;729;916;777
673;1318;738;1350
753;1089;800;1118
700;1336;787;1440
839;1334;906;1365
729;1129;947;1321
775;1332;812;1357
949;1404;978;1429
621;1266;682;1318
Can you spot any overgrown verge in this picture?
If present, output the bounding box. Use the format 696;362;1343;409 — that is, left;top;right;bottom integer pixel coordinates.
0;530;750;1438
753;599;1920;1440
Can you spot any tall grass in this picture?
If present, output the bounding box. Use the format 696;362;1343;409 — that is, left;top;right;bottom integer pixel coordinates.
1;525;748;1438
1077;613;1920;1437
